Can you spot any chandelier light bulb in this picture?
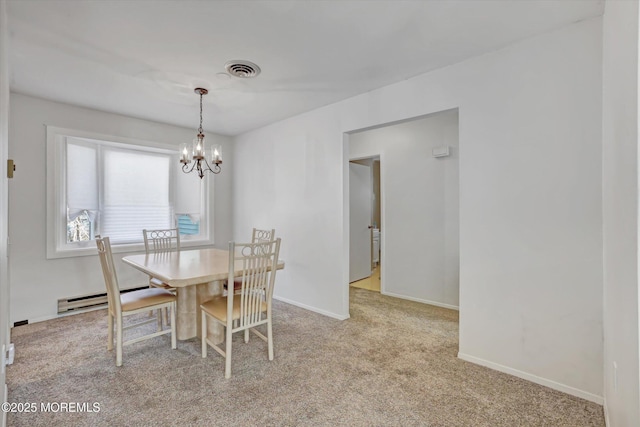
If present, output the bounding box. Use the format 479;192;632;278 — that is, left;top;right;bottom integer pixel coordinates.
179;143;191;164
211;145;222;164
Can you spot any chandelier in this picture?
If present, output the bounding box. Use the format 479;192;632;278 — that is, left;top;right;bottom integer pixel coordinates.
179;88;222;179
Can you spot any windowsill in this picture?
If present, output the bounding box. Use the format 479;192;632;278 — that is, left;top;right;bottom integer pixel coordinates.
46;238;215;260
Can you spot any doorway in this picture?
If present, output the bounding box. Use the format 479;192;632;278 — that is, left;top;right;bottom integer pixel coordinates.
349;157;381;293
345;109;460;312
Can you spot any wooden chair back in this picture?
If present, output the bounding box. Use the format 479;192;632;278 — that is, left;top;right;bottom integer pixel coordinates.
229;238;281;330
251;228;276;243
143;228;180;254
96;236;122;318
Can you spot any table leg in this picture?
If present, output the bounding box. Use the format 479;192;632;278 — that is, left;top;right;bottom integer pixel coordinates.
175;280;223;344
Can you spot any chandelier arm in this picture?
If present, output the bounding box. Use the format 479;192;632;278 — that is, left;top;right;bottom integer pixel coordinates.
201;157;221;175
182;159;206;179
182;162;196;174
211;162;221;174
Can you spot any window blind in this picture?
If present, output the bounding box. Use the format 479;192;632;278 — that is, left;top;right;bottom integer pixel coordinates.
66;139;98;220
101;148;172;243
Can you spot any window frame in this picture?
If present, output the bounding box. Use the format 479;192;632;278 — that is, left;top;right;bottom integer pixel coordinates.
46;126;215;259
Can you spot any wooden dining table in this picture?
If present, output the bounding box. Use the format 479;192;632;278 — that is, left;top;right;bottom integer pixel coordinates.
122;247;284;344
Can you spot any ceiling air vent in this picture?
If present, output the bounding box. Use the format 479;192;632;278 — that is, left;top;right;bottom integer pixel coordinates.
224;60;261;78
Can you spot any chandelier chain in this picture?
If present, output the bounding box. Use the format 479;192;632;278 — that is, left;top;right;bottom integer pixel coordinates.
198;92;203;134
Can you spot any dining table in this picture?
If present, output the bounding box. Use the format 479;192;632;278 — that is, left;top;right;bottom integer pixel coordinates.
122;247;285;344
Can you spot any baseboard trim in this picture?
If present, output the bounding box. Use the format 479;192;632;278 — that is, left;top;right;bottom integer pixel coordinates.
458;352;604;405
13;284;149;326
18;293;351;326
15;305;107;326
382;291;459;311
603;397;610;426
273;295;350;320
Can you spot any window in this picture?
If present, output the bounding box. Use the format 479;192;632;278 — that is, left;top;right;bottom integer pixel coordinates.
47;127;214;258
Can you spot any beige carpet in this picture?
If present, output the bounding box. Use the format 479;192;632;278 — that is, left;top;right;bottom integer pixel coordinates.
7;288;604;426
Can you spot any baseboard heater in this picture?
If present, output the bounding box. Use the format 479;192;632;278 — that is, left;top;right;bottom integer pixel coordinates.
57;286;148;314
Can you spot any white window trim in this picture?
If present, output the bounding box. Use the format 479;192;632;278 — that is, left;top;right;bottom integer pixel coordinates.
46;126;215;259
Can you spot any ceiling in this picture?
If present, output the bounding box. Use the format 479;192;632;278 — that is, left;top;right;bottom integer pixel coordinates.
7;0;604;136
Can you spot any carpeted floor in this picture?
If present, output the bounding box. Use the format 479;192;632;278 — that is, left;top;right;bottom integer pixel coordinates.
6;288;604;426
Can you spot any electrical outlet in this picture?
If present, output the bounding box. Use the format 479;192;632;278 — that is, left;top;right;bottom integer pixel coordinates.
613;361;618;392
2;343;14;367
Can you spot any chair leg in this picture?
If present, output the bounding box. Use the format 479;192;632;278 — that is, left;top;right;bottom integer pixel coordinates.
244;328;249;343
267;314;274;361
107;312;113;351
201;311;207;358
116;315;123;367
148;283;155;318
225;321;233;379
164;307;170;327
156;309;163;332
170;302;176;350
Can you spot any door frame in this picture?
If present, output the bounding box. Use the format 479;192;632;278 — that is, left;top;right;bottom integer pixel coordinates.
348;159;374;283
343;137;386;309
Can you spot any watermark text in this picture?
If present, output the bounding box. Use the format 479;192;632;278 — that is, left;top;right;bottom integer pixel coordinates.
2;402;101;413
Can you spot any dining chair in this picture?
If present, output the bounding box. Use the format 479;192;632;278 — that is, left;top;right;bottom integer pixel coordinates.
201;237;282;378
143;228;180;324
251;228;276;243
226;228;275;295
96;236;177;367
143;228;181;253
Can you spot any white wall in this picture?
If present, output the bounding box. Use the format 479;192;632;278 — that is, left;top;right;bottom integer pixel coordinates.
8;93;233;324
349;110;459;309
602;0;640;425
233;18;603;401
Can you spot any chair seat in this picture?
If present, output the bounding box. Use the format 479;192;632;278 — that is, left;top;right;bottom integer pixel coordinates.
201;295;267;322
121;288;176;312
149;277;174;289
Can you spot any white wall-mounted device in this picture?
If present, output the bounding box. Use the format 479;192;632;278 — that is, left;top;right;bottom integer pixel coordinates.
432;146;450;158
